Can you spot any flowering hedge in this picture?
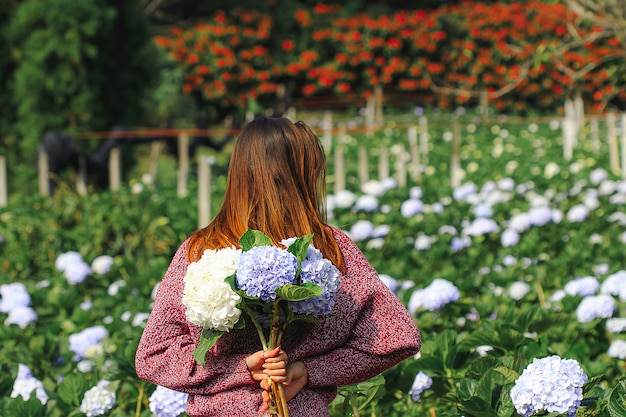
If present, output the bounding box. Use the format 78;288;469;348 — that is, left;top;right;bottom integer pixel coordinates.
154;1;625;116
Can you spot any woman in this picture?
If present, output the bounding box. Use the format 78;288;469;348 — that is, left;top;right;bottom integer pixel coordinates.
135;117;421;417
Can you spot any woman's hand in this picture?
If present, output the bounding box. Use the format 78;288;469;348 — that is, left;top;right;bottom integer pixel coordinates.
246;346;286;384
259;360;309;402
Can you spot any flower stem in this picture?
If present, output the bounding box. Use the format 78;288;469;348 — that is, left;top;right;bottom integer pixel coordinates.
242;303;268;350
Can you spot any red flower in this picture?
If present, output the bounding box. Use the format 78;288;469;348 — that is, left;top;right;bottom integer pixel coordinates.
282;40;295;52
302;84;317;95
186;54;199;64
197;65;210;75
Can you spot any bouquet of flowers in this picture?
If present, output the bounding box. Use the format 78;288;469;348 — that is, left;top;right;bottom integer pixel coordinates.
181;229;341;417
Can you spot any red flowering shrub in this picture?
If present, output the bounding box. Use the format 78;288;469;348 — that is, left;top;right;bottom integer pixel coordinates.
155;1;625;115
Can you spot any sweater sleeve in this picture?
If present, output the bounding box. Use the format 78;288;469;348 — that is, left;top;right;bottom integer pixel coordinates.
135;241;255;395
303;228;421;388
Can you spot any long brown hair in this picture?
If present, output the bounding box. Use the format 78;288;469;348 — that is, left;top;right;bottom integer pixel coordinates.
186;117;344;269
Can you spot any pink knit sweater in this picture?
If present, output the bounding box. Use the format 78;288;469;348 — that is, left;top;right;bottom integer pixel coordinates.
135;227;421;417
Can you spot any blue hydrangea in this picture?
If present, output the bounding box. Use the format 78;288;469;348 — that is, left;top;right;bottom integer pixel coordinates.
149;385;188;417
236;246;298;302
408;278;460;314
511;356;587;417
69;325;108;361
408;371;432;401
0;282;31;313
11;364;48;404
287;245;340;316
4;306;37;328
575;294;616;323
564;276;599;297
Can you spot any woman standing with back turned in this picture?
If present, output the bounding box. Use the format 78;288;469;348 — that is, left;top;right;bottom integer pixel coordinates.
135;117;421;417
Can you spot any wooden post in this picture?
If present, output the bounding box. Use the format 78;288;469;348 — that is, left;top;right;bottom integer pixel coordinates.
333;124;346;195
451;123;461;188
395;146;407;188
198;155;214;229
38;150;50;196
607;113;619;175
366;95;375;138
149;140;164;182
374;85;383;126
0;156;6;207
563;116;575;161
76;154;87;196
590;117;599;154
621;113;626;180
109;147;121;191
378;146;389;180
419;116;429;163
408;125;421;182
322;111;333;151
177;133;189;197
358;146;368;185
479;90;489;118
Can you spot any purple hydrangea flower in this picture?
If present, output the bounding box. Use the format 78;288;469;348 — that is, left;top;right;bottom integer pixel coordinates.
149;385;188;417
464;218;499;236
575;294;615;323
69;326;108;361
511;356;587;417
349;220;375;241
354;195;379;212
501;228;520;247
401;199;424;217
288;245;340;316
64;261;91;285
528;206;553;227
0;282;31;313
236;246;298;302
408;371;432;401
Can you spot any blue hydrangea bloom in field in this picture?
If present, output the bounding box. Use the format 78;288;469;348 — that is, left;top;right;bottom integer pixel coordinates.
608;340;626;359
79;380;116;417
236;246;298;302
575;294;616;323
564;276;599;297
11;363;48;404
408;278;460;314
600;270;626;301
149;385;188;417
0;282;31;313
69;325;108;361
55;251;91;284
409;371;432;401
5;305;37;328
511;356;587;417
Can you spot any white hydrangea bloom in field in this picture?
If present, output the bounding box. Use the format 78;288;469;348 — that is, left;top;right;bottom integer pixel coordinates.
608;340;626;359
349;220;374;242
182;247;242;331
91;255;114;275
0;282;31;313
508;281;531;300
511;356;587;417
606;318;626;333
79;380;116;417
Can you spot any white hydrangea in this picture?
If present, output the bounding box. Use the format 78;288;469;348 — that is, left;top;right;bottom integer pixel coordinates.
182;247;242;331
79;380;116;417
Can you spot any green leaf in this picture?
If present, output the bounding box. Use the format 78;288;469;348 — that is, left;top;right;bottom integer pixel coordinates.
239;229;272;251
286;234;313;265
57;372;89;407
608;378;626;417
276;283;322;301
289;314;318;324
193;328;224;365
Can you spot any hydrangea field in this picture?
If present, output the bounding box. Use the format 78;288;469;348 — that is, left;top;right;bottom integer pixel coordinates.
1;112;625;417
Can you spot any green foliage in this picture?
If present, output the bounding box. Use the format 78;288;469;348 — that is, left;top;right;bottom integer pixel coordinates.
6;0;159;161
